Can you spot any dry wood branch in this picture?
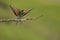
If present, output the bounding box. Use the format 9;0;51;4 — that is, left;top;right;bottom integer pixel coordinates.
0;18;32;22
0;15;43;22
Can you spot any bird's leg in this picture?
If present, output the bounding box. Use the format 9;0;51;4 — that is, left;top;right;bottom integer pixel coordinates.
16;17;23;24
16;20;22;24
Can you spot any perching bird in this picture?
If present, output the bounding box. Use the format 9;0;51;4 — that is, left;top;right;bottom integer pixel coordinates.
9;5;33;19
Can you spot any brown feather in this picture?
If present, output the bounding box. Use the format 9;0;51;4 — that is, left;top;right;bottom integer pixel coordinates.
13;7;20;16
10;5;20;16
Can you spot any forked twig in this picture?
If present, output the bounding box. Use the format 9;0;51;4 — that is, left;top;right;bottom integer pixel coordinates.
0;15;43;23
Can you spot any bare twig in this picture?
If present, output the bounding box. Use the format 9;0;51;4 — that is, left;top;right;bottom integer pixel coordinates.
0;15;43;23
0;18;32;22
0;18;29;22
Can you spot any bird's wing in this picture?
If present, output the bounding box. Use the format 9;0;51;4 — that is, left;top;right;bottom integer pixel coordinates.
9;5;20;16
23;8;33;16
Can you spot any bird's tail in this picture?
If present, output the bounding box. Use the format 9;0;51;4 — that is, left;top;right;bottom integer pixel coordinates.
9;5;17;16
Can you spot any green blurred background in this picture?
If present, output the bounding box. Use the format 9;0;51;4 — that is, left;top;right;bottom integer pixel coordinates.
0;0;60;40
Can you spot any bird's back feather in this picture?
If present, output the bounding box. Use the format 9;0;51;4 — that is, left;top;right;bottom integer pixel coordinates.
9;5;20;16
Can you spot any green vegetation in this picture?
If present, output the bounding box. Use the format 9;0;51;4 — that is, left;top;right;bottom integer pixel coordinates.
0;0;60;40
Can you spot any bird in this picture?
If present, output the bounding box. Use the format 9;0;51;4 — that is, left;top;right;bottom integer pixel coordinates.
9;5;33;19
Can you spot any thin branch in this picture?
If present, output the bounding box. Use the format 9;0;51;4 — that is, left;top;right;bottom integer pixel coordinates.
0;18;31;22
0;15;43;22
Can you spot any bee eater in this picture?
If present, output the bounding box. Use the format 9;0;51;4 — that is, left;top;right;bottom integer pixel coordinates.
9;5;33;19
